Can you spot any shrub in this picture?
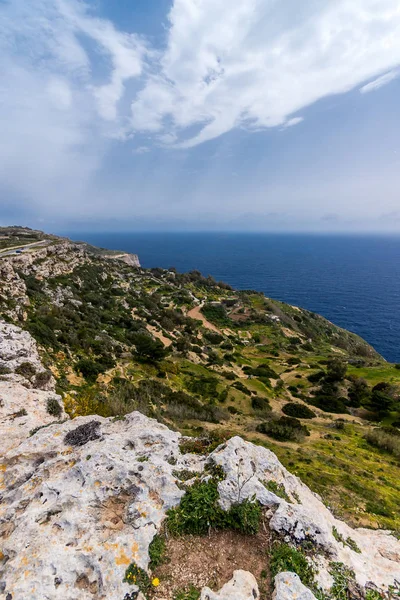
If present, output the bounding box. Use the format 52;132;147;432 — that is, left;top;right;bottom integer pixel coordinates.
0;365;11;375
15;361;36;378
148;534;166;570
34;370;53;389
282;402;316;419
251;395;271;412
166;479;261;536
232;381;251;396
270;543;315;586
64;421;101;447
124;562;150;594
46;397;62;417
364;428;400;459
257;416;310;442
74;358;106;383
307;371;325;383
132;333;167;363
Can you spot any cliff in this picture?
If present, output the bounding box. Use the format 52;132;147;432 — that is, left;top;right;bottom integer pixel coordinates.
0;327;399;599
0;227;400;600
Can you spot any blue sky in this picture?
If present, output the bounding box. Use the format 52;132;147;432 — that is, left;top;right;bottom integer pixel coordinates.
1;0;400;232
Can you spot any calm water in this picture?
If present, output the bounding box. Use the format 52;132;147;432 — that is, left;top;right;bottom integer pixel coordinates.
65;232;400;362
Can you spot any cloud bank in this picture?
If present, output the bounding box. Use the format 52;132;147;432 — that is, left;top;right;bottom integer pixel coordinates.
1;0;400;225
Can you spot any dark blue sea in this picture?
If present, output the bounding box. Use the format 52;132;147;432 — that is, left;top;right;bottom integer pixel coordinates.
64;232;400;363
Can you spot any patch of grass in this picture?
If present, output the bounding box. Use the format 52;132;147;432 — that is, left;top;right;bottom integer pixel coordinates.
270;542;315;587
124;562;151;594
329;562;356;600
332;527;361;554
263;480;290;501
166;479;261;536
148;534;166;570
46;397;62;417
174;586;200;600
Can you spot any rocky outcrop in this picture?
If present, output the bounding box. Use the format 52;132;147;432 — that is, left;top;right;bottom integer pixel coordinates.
210;436;400;590
200;570;259;600
1;414;399;599
0;320;55;390
0;321;64;454
0;241;88;321
104;252;141;268
273;573;317;600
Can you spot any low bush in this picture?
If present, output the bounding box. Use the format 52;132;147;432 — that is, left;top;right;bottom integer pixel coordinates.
167;479;261;536
364;428;400;460
148;534;166;570
282;402;316;419
46;397;63;417
251;395;271;412
15;361;36;378
270;543;315;586
257;415;310;442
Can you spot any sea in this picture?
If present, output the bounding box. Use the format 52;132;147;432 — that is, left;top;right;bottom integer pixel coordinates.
65;232;400;363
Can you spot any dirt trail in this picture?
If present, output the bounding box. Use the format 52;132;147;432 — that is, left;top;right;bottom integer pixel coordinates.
146;324;173;347
187;305;221;333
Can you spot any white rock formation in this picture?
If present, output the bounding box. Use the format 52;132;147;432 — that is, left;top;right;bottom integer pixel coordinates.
0;412;202;600
200;570;259;600
209;436;400;590
273;573;317;600
0;320;55;390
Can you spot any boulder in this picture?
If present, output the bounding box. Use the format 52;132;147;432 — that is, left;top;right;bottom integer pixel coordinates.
273;572;317;600
201;570;259;600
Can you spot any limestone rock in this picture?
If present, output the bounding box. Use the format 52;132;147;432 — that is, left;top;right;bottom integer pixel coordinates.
201;570;259;600
0;412;186;600
0;320;55;390
209;436;400;590
273;573;317;600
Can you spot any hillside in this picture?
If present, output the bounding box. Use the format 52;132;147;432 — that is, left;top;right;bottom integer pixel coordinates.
0;228;400;599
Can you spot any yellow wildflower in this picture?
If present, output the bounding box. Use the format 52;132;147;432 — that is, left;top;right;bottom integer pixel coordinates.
152;578;160;587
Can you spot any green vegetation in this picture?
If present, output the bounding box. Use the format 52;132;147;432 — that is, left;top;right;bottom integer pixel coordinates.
124;562;151;594
263;480;290;501
257;415;310;442
282;402;316;419
2;228;400;533
173;586;200;600
166;478;261;536
270;543;315;586
46;397;62;417
148;534;166;570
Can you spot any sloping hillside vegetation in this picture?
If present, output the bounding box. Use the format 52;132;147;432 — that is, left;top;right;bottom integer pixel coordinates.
0;228;399;533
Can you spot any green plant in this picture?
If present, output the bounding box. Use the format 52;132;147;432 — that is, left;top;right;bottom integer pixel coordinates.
148;534;166;570
332;527;361;554
15;361;36;378
329;562;356;600
174;586;200;600
257;415;310;442
264;480;290;501
166;479;261;536
46;397;62;418
282;402;316;420
270;543;315;586
124;562;150;594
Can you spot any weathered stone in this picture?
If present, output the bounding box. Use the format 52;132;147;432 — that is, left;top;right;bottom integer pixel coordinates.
273;572;317;600
201;570;259;600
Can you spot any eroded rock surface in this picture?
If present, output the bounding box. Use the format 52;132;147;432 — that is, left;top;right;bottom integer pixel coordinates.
210;436;400;590
273;572;317;600
200;570;259;600
0;401;399;598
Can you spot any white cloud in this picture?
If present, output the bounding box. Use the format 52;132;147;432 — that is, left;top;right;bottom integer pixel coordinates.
0;0;146;216
360;69;400;94
131;0;400;147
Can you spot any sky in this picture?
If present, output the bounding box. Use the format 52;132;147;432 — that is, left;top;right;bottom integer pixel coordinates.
1;0;400;232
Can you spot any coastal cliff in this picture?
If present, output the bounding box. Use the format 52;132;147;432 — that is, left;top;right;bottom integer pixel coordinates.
0;228;399;600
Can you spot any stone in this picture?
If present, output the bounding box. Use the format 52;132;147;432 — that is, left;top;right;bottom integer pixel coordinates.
201;570;259;600
272;572;317;600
